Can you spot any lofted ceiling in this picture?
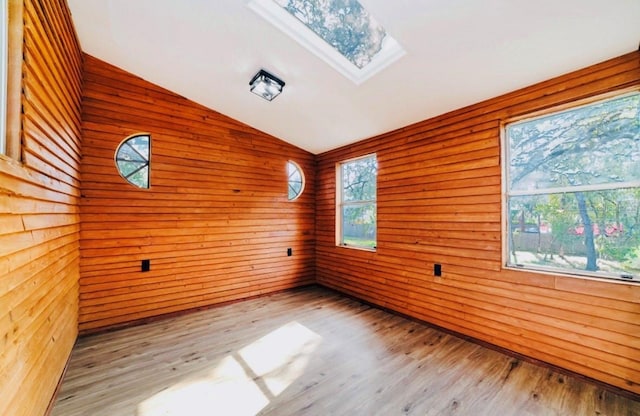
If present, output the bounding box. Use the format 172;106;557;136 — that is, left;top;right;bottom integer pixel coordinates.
67;0;640;154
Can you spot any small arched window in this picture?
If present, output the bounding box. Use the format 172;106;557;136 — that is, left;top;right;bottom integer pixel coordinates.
287;160;305;200
115;134;150;189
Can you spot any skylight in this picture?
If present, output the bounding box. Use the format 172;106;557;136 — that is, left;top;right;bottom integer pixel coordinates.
249;0;405;84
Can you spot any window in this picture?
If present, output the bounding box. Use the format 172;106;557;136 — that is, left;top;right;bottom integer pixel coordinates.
504;91;640;282
0;0;7;154
287;160;305;200
337;154;377;250
277;0;386;69
115;134;150;189
248;0;404;84
1;0;22;159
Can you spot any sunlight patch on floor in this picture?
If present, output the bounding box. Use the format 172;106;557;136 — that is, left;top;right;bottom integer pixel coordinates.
239;321;322;396
137;321;322;416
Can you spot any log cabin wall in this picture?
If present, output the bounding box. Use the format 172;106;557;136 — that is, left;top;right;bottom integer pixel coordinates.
0;0;83;415
79;55;315;332
315;51;640;394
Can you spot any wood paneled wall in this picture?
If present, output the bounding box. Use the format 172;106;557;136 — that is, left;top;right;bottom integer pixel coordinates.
0;0;83;415
316;51;640;394
79;55;315;332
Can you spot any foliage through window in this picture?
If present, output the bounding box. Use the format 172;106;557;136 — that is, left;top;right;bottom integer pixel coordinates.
338;154;377;249
287;160;305;200
115;134;150;189
505;91;640;282
249;0;404;84
275;0;386;69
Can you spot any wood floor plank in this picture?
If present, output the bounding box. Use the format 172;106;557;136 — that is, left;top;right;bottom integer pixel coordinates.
51;287;639;416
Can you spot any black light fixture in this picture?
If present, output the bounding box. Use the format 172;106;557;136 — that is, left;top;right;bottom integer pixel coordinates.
249;69;285;101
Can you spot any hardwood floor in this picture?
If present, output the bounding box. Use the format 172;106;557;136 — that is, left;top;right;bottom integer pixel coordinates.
51;286;639;416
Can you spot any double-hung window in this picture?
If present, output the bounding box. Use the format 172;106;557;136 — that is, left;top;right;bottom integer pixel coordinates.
504;90;640;282
337;154;377;250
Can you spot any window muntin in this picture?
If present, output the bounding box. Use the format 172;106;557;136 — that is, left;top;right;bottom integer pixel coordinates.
115;134;150;189
505;91;640;282
287;160;305;200
338;154;377;250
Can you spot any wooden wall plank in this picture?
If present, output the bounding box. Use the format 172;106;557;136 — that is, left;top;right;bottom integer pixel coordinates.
0;0;82;415
315;51;640;395
79;55;315;333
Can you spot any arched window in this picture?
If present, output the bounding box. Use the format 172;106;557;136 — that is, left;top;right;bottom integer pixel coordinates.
287;160;304;200
115;134;150;189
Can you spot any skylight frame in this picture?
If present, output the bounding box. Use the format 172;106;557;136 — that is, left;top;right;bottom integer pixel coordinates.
248;0;405;85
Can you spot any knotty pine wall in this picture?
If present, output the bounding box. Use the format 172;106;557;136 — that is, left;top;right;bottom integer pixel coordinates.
0;0;83;415
79;55;315;332
316;51;640;394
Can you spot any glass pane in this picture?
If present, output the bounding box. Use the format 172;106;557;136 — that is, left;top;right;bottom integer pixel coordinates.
275;0;388;69
342;203;376;248
116;160;146;177
507;188;640;281
288;181;302;199
288;164;302;182
127;165;149;189
127;135;150;159
116;139;148;163
341;155;377;202
508;93;640;192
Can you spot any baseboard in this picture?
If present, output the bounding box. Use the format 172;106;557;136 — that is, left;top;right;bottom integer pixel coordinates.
44;340;75;416
316;283;640;403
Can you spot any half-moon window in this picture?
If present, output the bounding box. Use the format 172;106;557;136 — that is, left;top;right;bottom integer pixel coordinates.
287;160;304;200
115;134;150;189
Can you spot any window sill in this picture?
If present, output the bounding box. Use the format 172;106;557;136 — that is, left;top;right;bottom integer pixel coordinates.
504;264;639;285
337;244;376;253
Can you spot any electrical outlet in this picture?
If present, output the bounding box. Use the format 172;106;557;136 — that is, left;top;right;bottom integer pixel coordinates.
434;263;442;276
141;259;150;272
287;248;292;256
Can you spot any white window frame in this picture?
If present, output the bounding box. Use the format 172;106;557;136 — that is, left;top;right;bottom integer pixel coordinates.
502;88;640;283
0;0;8;155
2;0;22;161
336;153;377;251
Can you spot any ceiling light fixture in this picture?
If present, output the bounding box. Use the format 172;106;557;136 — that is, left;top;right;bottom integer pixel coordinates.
249;69;285;101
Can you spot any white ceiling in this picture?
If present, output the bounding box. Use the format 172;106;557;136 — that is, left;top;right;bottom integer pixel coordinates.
67;0;640;155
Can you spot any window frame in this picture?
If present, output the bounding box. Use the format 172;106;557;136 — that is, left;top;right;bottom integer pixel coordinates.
0;0;7;154
114;133;151;189
1;0;23;160
501;87;640;283
336;153;377;251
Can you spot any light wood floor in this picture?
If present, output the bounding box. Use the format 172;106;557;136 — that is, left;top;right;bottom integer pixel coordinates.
52;287;639;416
